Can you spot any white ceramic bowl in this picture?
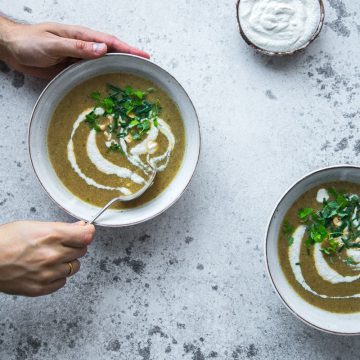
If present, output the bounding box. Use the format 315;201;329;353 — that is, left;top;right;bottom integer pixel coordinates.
236;0;325;56
266;165;360;334
29;54;200;227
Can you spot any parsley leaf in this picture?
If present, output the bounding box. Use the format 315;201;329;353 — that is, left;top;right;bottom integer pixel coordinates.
296;187;360;260
107;143;124;155
85;111;100;131
298;207;313;219
283;221;295;246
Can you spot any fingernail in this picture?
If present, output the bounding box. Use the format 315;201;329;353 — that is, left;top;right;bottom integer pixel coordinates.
93;42;106;53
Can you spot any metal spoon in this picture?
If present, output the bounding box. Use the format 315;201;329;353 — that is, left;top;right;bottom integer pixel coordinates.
89;170;156;224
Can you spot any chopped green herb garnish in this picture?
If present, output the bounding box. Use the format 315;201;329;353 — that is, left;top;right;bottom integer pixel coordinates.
346;256;355;265
283;221;295;246
298;207;314;219
86;84;161;142
320;237;338;255
284;187;360;259
128;119;140;128
101;98;115;114
107;143;125;155
85;111;101;132
131;131;141;140
90;91;101;101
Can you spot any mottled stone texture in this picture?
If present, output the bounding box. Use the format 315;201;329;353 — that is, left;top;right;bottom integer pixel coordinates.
1;0;360;359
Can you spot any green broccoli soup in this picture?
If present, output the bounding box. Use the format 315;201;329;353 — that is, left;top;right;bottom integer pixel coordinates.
279;182;360;313
48;73;185;209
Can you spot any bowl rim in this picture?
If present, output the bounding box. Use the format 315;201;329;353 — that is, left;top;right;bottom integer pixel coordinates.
265;164;360;335
28;53;201;227
236;0;325;56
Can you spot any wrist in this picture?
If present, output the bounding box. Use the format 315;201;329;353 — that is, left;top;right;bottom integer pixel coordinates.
0;16;16;62
0;16;16;44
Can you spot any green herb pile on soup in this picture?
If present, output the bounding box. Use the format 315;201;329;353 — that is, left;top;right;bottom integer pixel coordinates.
279;182;360;313
48;73;185;209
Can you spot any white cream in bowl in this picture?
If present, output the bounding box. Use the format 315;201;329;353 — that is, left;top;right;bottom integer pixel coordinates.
238;0;323;54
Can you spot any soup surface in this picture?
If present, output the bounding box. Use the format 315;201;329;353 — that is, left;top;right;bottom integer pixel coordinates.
48;73;185;209
279;182;360;313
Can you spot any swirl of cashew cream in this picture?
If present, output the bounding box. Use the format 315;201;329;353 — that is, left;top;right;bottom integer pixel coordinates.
67;108;175;196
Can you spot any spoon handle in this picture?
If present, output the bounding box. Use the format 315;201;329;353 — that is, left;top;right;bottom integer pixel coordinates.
89;197;121;224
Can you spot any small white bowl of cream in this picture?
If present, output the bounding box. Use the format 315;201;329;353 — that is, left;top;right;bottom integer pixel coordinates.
236;0;325;56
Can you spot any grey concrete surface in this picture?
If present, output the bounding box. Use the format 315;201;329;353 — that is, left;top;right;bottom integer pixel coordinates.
0;0;360;359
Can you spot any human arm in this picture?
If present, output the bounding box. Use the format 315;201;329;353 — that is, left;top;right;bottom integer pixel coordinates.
0;15;149;79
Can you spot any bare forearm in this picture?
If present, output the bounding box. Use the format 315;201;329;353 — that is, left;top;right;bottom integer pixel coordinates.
0;15;15;62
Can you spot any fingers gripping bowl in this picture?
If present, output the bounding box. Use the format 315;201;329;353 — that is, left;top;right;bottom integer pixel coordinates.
266;166;360;334
29;54;200;227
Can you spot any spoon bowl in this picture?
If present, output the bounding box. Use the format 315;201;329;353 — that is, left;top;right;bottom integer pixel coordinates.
89;170;156;224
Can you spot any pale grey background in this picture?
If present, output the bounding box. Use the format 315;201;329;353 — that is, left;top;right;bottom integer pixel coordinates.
0;0;359;359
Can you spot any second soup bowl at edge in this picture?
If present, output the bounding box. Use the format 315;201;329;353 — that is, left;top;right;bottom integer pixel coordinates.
266;165;360;334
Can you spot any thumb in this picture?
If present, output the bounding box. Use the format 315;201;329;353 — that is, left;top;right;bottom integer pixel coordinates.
52;38;107;59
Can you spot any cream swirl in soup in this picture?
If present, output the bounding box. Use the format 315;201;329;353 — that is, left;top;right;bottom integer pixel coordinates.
289;223;360;299
67;108;175;197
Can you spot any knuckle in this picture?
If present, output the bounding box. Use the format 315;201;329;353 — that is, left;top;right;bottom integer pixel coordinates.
46;230;61;242
45;249;61;265
78;246;88;258
35;247;56;265
27;284;45;297
72;28;86;40
70;261;80;276
57;278;67;290
107;35;118;46
36;272;47;284
88;224;96;234
75;39;87;51
37;270;53;284
81;230;89;243
84;225;95;243
33;278;66;296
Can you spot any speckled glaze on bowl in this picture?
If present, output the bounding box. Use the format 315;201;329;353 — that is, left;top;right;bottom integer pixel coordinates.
29;54;200;227
266;165;360;335
236;0;325;56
